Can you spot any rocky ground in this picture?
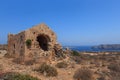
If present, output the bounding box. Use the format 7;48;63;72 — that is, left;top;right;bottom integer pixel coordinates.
0;50;120;80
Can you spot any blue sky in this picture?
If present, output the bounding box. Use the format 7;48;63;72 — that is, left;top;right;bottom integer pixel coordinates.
0;0;120;46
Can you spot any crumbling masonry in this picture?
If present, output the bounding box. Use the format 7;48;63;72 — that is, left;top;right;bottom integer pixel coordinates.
8;23;62;62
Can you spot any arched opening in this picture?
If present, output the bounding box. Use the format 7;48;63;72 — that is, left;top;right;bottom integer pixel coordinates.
13;44;15;49
37;34;50;51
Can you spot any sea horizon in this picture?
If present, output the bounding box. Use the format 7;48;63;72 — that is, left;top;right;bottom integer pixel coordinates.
63;45;120;52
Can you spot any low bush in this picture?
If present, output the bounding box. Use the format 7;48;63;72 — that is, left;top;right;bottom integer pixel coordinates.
109;71;120;80
97;76;106;80
36;63;58;77
108;63;120;80
71;50;80;56
12;57;24;64
108;63;120;72
0;64;3;71
56;61;68;68
25;60;35;65
0;72;40;80
4;53;10;58
26;39;32;48
73;67;93;80
72;56;82;64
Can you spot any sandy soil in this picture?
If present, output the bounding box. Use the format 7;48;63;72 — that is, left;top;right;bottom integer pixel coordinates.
0;51;119;80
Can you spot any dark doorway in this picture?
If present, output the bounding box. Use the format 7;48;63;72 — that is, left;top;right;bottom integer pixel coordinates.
37;35;50;51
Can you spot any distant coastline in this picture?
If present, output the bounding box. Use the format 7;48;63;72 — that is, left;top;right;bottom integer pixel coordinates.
64;44;120;52
92;44;120;50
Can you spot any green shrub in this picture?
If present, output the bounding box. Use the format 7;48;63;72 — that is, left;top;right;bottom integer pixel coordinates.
26;39;32;47
73;67;93;80
72;56;82;64
56;61;68;68
36;63;58;77
71;50;80;56
0;72;40;80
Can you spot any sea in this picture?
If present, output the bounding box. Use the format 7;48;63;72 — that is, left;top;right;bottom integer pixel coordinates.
63;46;120;52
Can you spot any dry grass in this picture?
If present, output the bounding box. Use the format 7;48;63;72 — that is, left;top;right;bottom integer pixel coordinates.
36;63;58;77
0;72;40;80
73;67;94;80
56;61;68;68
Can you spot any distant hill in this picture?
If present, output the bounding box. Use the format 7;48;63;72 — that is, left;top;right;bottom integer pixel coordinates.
92;44;120;50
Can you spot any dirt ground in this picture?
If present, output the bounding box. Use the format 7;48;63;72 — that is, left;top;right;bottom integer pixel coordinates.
0;51;120;80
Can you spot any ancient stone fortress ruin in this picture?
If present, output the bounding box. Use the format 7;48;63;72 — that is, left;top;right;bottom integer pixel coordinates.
8;23;62;62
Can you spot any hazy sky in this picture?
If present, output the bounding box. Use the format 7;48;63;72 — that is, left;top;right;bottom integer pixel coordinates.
0;0;120;46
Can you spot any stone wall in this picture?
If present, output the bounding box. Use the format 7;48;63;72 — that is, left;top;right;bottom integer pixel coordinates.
8;23;61;62
8;31;25;58
24;24;58;61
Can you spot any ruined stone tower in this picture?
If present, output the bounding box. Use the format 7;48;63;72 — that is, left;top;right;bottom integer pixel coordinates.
8;23;61;62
